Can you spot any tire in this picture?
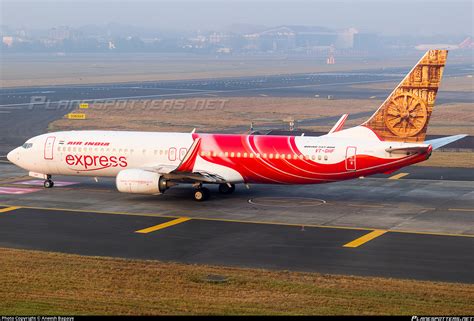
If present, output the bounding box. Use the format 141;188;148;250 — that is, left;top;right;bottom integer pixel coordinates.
44;180;54;188
201;187;211;200
194;187;210;201
218;183;235;194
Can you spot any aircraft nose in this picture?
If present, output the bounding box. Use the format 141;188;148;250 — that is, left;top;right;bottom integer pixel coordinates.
7;148;19;164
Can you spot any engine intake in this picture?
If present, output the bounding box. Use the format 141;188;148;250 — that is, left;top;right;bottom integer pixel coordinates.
116;169;168;194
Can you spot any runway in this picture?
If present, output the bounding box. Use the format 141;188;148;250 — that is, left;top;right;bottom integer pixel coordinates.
0;163;473;283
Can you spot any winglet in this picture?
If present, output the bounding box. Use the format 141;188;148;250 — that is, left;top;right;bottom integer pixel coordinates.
328;114;348;134
175;137;201;172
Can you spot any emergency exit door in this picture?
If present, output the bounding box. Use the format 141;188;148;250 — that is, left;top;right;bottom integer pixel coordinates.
44;136;56;160
345;146;357;171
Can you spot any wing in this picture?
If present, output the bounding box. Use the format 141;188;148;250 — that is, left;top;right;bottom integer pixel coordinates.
140;137;226;183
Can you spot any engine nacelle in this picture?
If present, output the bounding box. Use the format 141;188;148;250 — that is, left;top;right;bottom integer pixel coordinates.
116;169;168;194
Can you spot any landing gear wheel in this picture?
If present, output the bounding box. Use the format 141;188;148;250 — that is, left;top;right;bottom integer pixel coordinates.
218;183;235;194
193;187;210;202
43;179;54;188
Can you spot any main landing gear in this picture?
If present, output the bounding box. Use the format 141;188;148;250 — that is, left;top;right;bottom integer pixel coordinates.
43;175;54;188
193;183;236;202
193;186;210;202
218;183;235;195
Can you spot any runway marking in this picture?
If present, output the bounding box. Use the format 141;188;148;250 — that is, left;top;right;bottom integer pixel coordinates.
135;217;191;234
0;187;42;195
448;208;474;212
0;203;472;238
348;203;384;208
389;173;409;180
0;206;20;213
343;230;387;248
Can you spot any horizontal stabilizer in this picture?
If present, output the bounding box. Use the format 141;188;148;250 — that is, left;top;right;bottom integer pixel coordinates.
425;134;467;150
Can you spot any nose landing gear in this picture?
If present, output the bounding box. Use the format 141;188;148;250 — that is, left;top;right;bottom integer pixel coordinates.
43;175;54;188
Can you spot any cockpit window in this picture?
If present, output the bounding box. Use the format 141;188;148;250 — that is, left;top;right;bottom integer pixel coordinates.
22;143;33;149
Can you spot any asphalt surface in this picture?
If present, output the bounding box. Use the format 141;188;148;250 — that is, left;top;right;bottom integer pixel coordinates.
1;161;473;282
0;206;472;283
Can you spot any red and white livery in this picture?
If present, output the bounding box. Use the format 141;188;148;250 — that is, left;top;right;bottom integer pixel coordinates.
7;50;466;201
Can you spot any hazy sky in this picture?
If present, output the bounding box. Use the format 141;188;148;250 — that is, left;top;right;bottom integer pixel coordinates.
1;0;472;36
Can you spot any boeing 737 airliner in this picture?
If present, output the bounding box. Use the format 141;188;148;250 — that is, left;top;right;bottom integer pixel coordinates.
7;50;466;201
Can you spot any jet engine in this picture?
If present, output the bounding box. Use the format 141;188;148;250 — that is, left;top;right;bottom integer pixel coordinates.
116;169;169;194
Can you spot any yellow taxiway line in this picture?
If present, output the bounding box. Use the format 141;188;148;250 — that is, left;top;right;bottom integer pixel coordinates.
388;173;409;180
343;230;387;248
135;217;191;234
0;202;472;238
0;206;20;213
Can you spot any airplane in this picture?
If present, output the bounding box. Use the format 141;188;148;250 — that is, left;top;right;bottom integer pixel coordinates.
7;49;466;201
415;37;473;51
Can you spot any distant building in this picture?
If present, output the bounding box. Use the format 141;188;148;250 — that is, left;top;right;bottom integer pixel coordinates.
244;26;359;52
216;47;232;54
48;26;82;41
2;36;13;47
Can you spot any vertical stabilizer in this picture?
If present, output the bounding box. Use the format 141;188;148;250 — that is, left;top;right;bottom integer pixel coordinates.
363;50;448;142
